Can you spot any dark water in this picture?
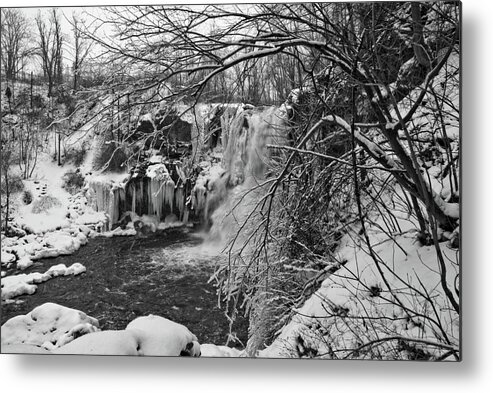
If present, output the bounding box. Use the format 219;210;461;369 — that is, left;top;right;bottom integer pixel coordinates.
1;228;248;347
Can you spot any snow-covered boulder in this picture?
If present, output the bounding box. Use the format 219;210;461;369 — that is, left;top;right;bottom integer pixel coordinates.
44;232;78;255
1;251;16;266
1;303;100;347
23;240;44;255
126;315;201;356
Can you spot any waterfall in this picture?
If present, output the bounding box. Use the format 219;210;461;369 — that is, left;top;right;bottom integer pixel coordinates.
198;105;291;241
85;102;291;234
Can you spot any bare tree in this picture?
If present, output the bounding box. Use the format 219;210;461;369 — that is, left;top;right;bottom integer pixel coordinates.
70;13;92;91
35;9;64;96
0;9;32;80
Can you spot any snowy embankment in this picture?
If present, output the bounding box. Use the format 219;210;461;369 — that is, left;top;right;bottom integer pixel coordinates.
1;153;127;300
258;57;460;360
259;221;459;359
1;302;241;357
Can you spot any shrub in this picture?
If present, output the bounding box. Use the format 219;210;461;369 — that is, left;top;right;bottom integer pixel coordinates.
62;170;85;195
31;195;61;214
0;174;24;194
64;145;88;167
22;190;33;205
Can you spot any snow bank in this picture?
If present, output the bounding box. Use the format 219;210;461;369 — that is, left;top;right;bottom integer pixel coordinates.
16;207;71;235
75;211;107;226
46;262;86;277
1;272;50;299
94;226;137;238
1;262;87;299
0;228;89;279
1;303;100;348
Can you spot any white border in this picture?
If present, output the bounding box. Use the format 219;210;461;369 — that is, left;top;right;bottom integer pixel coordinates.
2;0;492;392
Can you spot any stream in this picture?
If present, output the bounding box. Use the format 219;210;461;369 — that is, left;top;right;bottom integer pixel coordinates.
1;228;248;348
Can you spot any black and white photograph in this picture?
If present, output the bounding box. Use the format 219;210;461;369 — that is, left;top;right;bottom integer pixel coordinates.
1;0;462;364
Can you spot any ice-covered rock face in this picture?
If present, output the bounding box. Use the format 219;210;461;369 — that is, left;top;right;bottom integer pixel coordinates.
1;303;100;349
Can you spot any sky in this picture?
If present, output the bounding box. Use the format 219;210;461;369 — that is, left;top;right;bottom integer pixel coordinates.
8;6;111;73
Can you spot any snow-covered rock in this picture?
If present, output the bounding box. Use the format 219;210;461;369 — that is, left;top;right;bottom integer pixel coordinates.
1;251;16;265
46;263;86;277
200;343;242;357
125;315;201;356
1;261;86;299
16;255;33;270
1;303;100;347
44;232;79;255
23;240;44;255
54;322;100;348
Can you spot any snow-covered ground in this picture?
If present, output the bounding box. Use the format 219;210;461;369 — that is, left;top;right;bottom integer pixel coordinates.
259;187;459;360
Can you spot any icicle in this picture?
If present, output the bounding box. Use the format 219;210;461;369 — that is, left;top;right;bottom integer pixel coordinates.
109;186;121;229
147;179;153;217
175;186;184;219
108;188;115;228
138;178;144;214
149;178;165;220
165;179;175;212
131;183;136;213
